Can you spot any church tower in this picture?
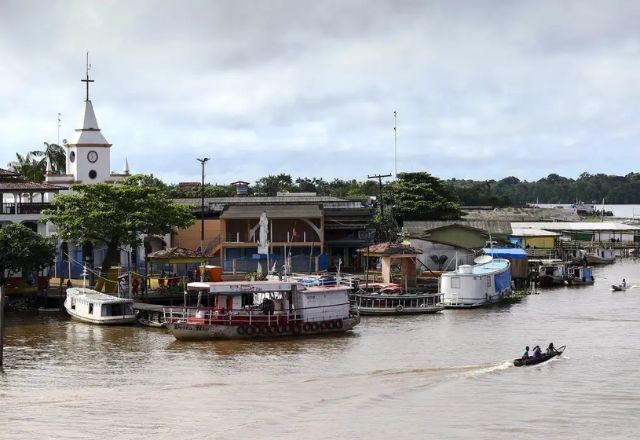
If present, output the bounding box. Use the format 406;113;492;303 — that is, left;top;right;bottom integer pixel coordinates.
47;54;129;186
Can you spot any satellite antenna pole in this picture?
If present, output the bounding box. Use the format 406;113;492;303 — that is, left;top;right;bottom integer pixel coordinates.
393;111;398;177
57;113;61;145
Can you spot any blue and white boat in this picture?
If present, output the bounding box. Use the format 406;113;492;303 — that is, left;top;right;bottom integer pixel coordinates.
440;255;512;308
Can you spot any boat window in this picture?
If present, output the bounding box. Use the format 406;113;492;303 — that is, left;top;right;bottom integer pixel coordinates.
89;303;94;315
451;277;460;288
486;277;491;287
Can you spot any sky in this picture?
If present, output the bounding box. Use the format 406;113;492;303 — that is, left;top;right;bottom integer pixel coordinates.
1;0;639;185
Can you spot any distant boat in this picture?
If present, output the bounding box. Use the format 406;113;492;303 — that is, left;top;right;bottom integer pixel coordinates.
536;260;566;287
514;345;565;367
440;255;512;308
585;248;615;264
611;284;627;292
350;284;444;315
64;287;136;325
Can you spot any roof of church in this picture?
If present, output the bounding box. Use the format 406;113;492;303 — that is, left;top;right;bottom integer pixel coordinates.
66;100;110;146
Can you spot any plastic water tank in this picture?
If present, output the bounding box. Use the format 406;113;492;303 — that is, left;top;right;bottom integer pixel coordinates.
459;265;473;274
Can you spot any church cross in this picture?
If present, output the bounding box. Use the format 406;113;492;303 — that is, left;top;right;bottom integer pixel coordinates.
81;52;94;101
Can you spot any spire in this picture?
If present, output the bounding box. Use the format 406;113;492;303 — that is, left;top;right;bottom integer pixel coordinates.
123;157;129;174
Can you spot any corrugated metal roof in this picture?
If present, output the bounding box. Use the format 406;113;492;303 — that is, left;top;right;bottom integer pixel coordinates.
512;222;640;231
220;205;322;219
511;228;560;237
404;220;513;235
174;195;348;207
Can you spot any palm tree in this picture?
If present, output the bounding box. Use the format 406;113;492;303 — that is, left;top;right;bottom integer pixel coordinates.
31;142;66;175
7;152;46;183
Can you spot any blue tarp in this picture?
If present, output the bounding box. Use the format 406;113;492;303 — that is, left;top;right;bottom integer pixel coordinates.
482;248;528;259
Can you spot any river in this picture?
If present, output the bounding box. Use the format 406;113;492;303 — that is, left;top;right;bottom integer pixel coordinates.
1;260;639;439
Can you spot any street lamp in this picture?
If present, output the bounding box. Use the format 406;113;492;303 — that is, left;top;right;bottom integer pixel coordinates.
196;157;210;255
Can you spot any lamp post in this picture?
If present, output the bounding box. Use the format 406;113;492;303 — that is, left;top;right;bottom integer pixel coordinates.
196;158;210;255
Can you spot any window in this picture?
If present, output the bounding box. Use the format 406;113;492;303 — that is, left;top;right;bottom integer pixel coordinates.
486;276;492;287
451;277;460;288
89;303;94;314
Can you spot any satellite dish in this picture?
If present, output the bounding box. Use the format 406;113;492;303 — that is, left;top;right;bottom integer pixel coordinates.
474;255;493;265
62;139;68;145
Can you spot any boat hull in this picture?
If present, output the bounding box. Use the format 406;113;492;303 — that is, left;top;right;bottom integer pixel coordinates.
66;308;136;325
166;316;360;340
357;305;444;315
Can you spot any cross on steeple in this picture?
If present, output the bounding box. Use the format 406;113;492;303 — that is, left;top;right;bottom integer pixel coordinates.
81;52;94;101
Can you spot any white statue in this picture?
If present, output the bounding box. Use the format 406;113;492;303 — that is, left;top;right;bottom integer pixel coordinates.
258;211;269;254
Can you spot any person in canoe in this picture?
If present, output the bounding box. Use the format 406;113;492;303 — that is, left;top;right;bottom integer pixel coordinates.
622;278;626;288
546;342;557;355
522;346;530;359
532;345;542;360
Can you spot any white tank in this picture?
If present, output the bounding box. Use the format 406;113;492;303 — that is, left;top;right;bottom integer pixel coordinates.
458;265;473;274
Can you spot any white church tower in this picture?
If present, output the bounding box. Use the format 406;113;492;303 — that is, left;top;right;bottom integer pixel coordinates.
47;54;129;186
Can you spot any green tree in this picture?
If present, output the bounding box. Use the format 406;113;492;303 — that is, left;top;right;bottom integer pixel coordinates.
31;142;66;175
43;175;195;288
254;174;295;195
0;224;55;285
392;172;461;221
7;152;46;183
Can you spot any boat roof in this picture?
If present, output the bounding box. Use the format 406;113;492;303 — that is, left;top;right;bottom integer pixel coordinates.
482;247;528;259
67;288;133;303
470;259;510;274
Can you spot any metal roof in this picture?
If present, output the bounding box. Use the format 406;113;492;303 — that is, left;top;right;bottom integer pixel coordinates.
511;222;640;231
220;205;322;219
511;228;560;237
404;220;513;235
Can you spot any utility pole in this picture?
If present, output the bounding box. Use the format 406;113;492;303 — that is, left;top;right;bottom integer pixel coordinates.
368;174;392;218
196;157;210;255
393;110;397;177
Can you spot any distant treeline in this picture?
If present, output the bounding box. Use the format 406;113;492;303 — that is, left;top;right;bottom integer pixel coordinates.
447;172;640;206
158;172;640;206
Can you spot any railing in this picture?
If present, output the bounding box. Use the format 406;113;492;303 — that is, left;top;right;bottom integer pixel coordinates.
1;202;51;215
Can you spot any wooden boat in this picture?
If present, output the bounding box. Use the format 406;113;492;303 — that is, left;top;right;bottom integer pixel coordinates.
514;345;566;367
350;289;444;315
565;265;595;286
64;287;136;325
537;260;566;287
585;248;615;264
164;281;360;340
611;284;627;291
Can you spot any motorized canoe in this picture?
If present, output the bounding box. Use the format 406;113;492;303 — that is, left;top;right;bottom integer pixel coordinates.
611;284;627;291
513;345;566;367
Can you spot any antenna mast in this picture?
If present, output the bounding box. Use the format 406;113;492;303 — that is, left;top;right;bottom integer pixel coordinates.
81;51;94;101
57;112;61;145
393;111;398;177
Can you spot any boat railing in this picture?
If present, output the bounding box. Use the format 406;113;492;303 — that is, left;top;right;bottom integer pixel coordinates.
162;302;353;326
352;292;443;309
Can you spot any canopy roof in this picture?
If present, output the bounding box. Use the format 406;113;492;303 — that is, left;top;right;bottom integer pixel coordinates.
147;247;206;263
482;247;528;259
357;242;422;256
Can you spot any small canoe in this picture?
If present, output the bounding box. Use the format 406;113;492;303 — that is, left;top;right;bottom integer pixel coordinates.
611;285;627;291
514;345;566;367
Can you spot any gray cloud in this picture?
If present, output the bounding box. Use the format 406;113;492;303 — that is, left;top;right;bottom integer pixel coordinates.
1;0;639;186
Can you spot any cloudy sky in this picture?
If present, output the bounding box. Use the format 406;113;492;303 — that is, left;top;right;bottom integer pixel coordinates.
1;0;639;185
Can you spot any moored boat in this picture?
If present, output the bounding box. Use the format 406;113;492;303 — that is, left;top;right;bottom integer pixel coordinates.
536;260;566;287
514;345;565;366
64;287;136;325
164;280;360;340
350;288;443;315
440;256;512;308
565;265;594;286
585;247;615;264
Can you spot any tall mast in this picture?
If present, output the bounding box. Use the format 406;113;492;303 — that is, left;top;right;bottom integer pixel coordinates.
393;110;398;177
81;52;94;102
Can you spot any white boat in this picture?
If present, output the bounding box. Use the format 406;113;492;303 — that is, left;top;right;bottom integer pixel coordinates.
585;248;615;264
64;287;136;324
440;256;512;308
164;280;360;340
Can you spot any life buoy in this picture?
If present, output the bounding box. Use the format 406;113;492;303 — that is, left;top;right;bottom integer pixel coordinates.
327;320;336;330
276;325;285;333
283;324;292;333
310;322;320;331
259;326;268;335
237;326;246;335
303;323;311;332
320;321;328;330
335;319;343;329
395;304;404;312
245;326;255;335
292;324;302;335
419;303;427;308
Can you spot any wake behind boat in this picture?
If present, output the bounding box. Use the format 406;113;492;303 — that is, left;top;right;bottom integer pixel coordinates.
514;345;565;367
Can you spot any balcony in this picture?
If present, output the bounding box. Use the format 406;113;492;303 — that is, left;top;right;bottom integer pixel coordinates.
1;202;51;215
